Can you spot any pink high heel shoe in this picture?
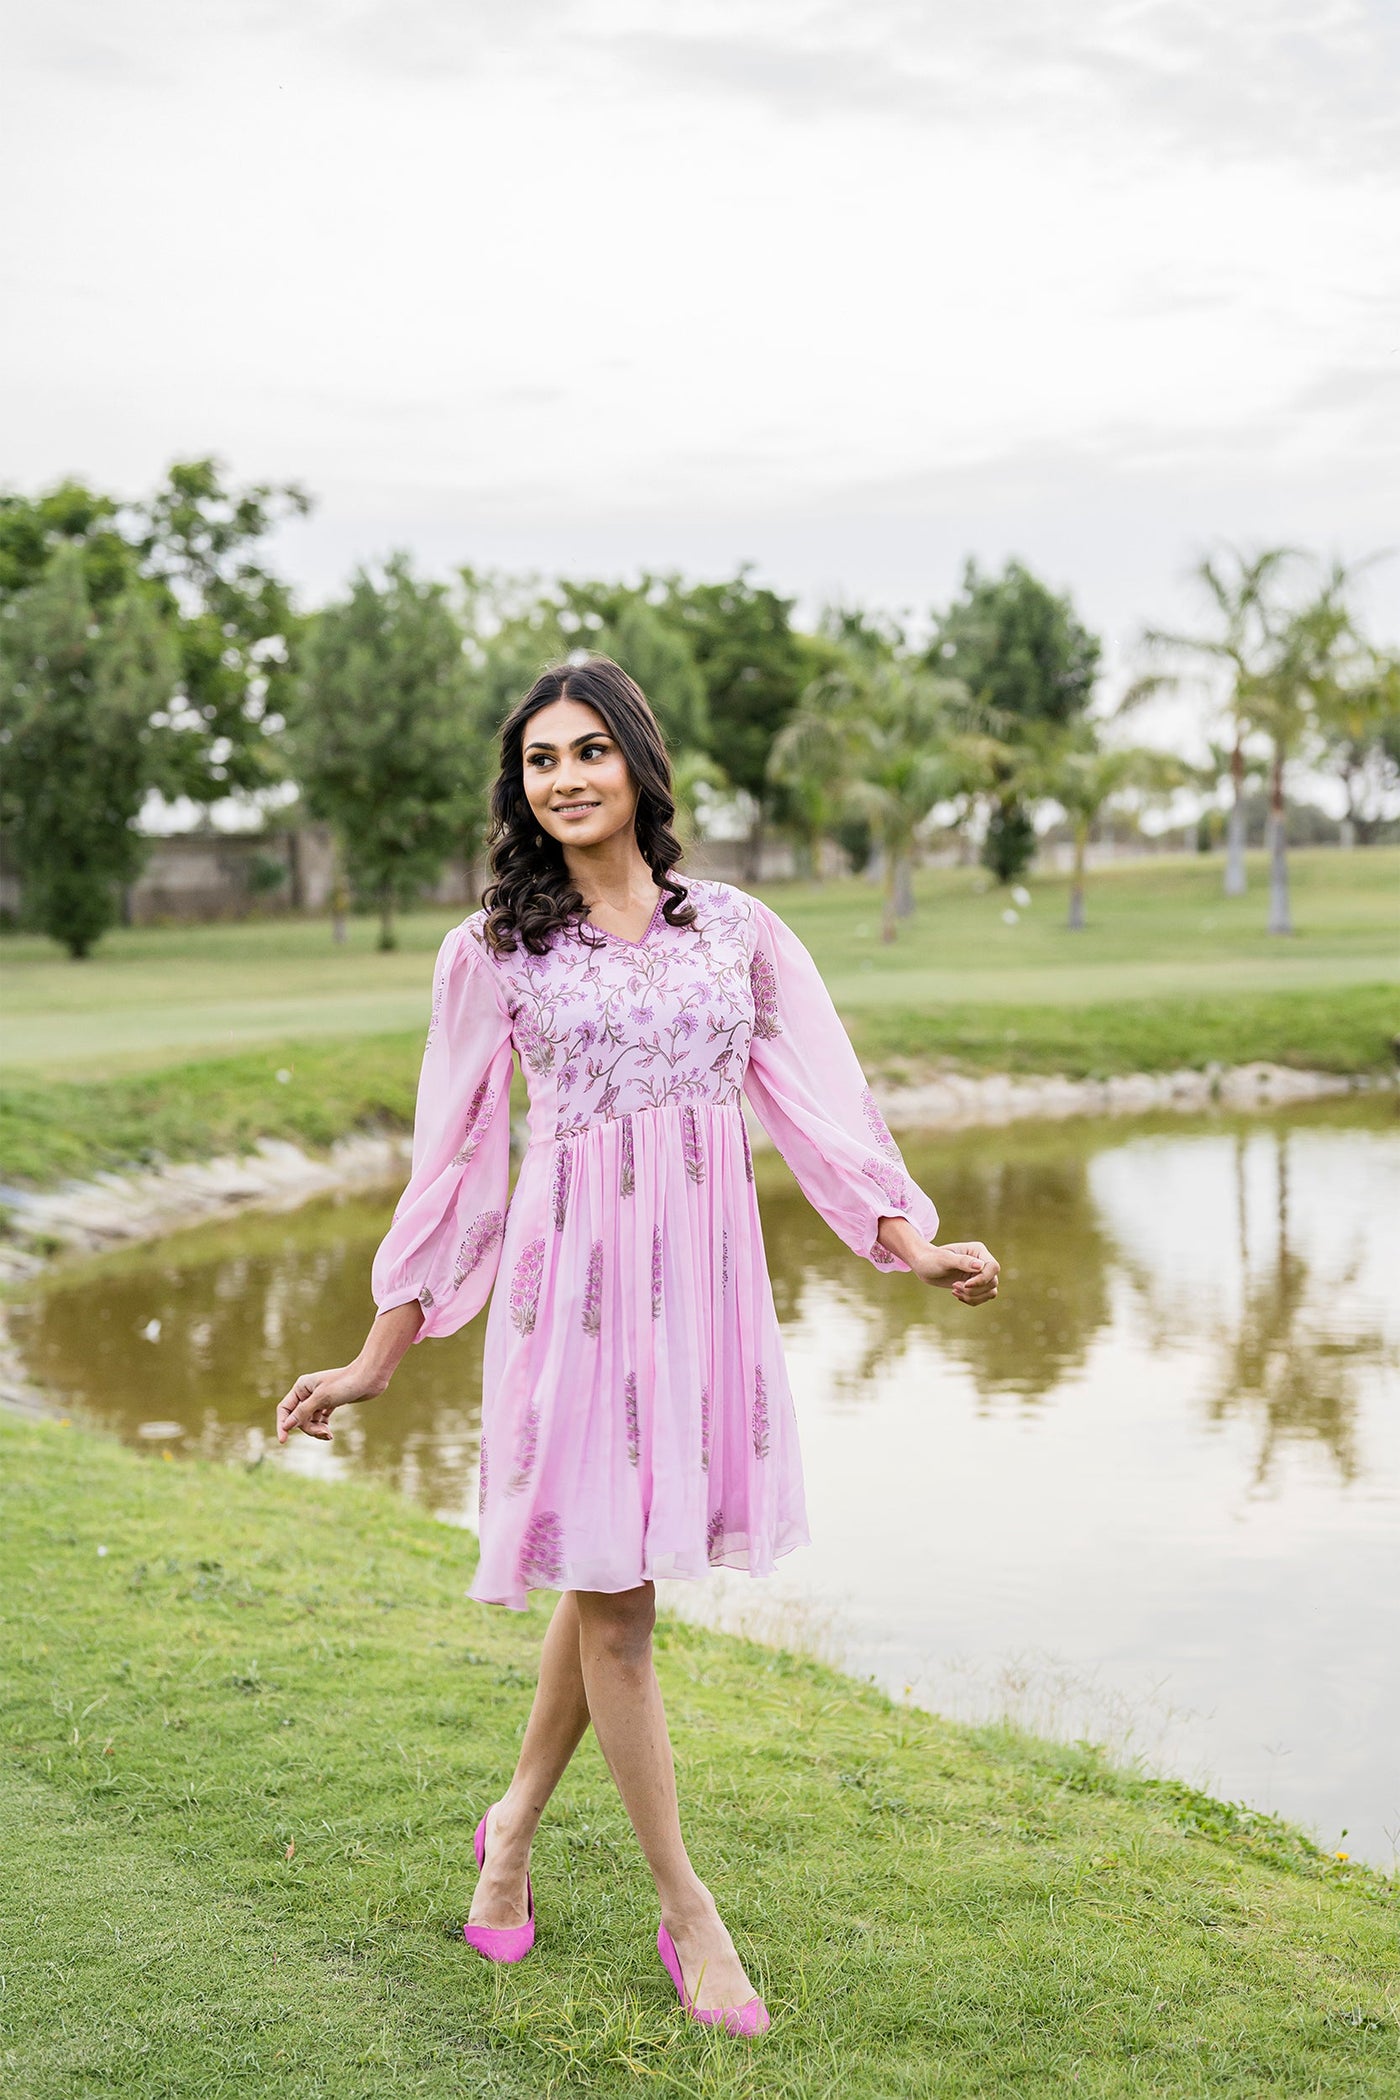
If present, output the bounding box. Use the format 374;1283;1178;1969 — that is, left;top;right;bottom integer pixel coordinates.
462;1804;534;1963
657;1923;770;2038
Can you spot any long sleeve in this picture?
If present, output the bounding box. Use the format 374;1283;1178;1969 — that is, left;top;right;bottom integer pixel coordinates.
741;896;939;1271
370;920;516;1340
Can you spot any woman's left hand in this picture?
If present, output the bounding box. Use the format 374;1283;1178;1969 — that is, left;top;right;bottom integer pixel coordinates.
913;1241;1000;1305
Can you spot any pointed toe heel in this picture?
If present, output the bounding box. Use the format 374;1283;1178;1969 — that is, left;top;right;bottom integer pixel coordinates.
657;1923;770;2038
462;1806;535;1964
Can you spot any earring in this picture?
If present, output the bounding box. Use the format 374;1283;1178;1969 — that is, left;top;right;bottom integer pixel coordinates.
534;832;543;847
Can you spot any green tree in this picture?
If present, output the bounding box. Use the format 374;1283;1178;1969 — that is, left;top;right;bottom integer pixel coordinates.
661;568;810;878
1252;565;1351;936
0;548;179;956
770;656;971;940
295;556;475;951
928;559;1100;885
0;480;138;608
133;459;311;801
1302;567;1400;847
1;461;310;808
1043;736;1186;930
1135;547;1297;898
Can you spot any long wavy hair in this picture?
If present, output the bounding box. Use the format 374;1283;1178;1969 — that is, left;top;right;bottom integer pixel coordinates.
480;657;697;955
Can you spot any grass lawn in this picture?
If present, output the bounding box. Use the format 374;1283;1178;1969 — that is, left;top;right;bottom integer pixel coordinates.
0;849;1395;1189
1;1414;1395;2100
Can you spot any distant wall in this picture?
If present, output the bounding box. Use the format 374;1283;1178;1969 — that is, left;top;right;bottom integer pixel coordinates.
0;826;480;929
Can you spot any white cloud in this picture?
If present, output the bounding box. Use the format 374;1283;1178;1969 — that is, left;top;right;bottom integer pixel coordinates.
0;0;1395;658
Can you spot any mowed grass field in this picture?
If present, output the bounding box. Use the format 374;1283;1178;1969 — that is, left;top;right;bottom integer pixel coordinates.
2;1414;1396;2100
0;849;1395;1188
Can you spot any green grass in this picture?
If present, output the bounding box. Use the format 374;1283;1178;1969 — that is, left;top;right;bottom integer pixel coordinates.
2;848;1395;1077
1;850;1395;1190
2;1415;1395;2100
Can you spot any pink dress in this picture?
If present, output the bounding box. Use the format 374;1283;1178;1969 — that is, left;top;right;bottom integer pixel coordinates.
370;877;939;1609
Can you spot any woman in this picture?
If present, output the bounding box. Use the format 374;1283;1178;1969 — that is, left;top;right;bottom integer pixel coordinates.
276;657;999;2038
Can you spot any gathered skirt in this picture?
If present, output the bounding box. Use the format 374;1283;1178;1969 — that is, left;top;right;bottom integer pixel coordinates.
470;1098;811;1609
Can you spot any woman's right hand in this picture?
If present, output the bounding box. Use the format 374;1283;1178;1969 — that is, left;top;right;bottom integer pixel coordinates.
276;1359;386;1444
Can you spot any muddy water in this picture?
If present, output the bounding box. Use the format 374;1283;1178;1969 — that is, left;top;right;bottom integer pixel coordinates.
9;1098;1398;1868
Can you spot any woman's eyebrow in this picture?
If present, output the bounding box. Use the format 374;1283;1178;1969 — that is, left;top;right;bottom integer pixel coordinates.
523;731;612;754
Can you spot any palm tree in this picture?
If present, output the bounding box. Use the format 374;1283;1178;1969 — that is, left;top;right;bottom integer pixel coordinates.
1250;565;1352;935
769;658;972;941
1134;546;1299;898
1303;563;1400;847
1044;738;1186;930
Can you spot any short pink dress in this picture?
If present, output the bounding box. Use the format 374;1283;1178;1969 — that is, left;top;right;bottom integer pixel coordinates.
371;877;939;1609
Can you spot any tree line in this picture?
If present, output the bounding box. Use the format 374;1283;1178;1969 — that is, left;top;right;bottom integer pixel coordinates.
2;461;1396;957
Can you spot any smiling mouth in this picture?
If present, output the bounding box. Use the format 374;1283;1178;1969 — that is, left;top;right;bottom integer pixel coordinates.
554;802;600;817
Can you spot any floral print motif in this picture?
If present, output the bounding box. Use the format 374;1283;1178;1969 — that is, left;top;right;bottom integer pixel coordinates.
752;1362;770;1460
623;1372;639;1467
870;1239;898;1267
682;1104;705;1184
478;1435;489;1511
551;1143;573;1231
510;1404;540;1494
509;1237;546;1335
504;883;758;1137
862;1157;909;1212
860;1084;902;1162
750;945;782;1040
706;1507;725;1561
582;1240;603;1336
514;1005;555;1075
741;1122;755;1184
451;1076;498;1166
453;1209;505;1292
620;1115;635;1197
518;1511;564;1588
720;1227;730;1295
700;1384;712;1472
650;1227;663;1319
418;1284;434;1310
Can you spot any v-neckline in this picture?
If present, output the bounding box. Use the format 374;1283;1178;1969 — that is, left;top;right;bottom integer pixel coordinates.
587;892;666;947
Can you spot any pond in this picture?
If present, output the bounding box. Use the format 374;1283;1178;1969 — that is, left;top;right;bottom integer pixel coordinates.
9;1096;1398;1870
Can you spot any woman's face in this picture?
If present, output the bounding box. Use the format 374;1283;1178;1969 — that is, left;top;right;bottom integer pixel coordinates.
521;697;639;851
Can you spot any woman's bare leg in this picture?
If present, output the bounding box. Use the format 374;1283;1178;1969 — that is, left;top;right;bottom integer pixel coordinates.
574;1584;757;2014
468;1590;591;1927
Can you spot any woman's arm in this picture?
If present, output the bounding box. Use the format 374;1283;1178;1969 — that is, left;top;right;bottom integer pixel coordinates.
276;1299;425;1444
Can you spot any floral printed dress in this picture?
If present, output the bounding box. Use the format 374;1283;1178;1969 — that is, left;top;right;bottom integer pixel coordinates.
370;878;939;1609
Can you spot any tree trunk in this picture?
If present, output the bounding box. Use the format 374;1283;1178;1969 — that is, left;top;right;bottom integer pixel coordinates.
1224;740;1247;896
743;808;765;886
882;842;897;943
378;881;397;952
1067;822;1088;930
1266;746;1292;936
893;852;915;918
1339;765;1358;850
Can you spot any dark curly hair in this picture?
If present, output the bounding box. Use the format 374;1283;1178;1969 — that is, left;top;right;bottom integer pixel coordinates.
480;657;697;956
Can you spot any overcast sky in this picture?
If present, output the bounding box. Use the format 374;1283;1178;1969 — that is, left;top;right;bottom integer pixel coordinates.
3;0;1397;689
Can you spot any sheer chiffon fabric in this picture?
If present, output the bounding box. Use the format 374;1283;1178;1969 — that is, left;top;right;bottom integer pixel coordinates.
371;878;938;1609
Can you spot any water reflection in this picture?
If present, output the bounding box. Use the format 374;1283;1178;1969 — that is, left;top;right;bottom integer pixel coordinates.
1100;1123;1396;1486
7;1096;1398;1866
8;1190;490;1516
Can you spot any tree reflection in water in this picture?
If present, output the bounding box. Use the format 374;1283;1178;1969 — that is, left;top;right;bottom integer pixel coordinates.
8;1187;489;1517
11;1104;1395;1503
1104;1118;1395;1487
757;1121;1116;1407
1204;1132;1390;1485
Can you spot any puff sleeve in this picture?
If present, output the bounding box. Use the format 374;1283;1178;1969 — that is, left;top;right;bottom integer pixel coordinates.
370;920;515;1339
741;896;939;1271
